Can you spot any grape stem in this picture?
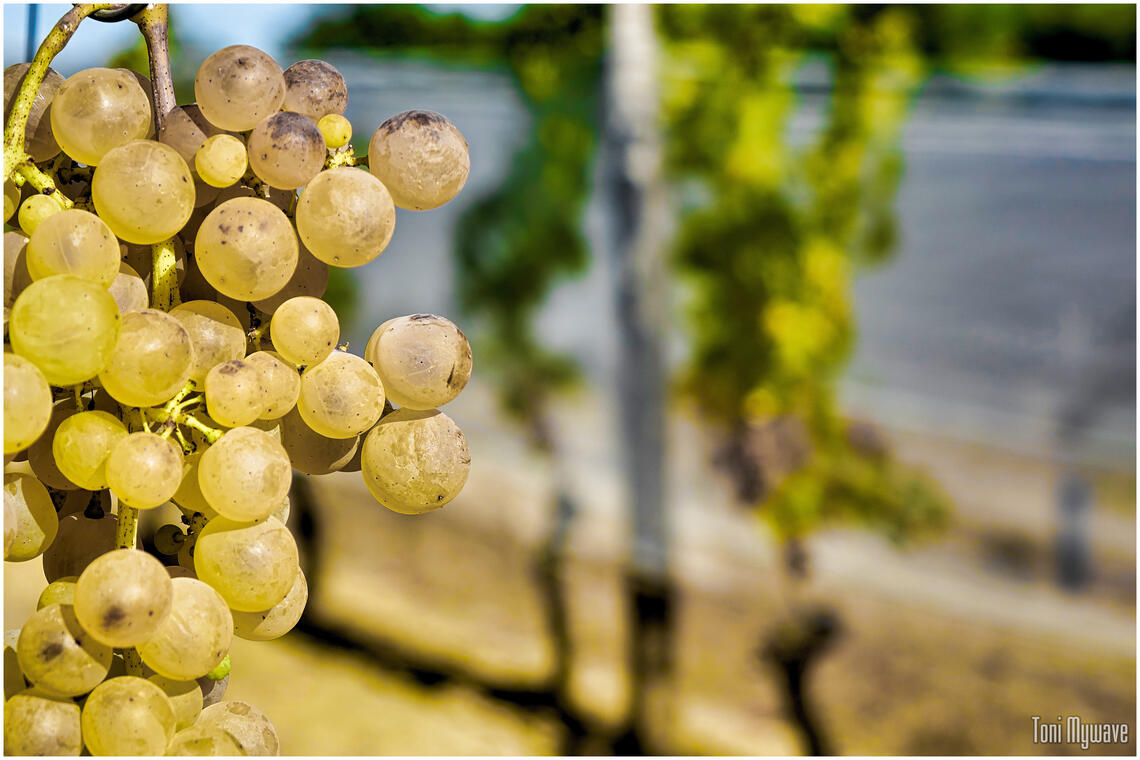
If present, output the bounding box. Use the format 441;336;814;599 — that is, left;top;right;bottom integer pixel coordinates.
177;413;224;444
115;504;139;550
150;238;181;311
132;4;176;135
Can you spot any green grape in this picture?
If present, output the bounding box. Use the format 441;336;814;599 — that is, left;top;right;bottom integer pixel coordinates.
270;296;339;367
107;261;149;314
4;353;51;454
365;314;473;410
232;567;307;641
298;351;385;439
194;197;299;301
172;450;218;520
74;549;173;647
204;360;267;428
42;513;123;583
148;674;203;731
92;139;195;245
37;577;77;610
3;472;57;561
197;700;279;756
98;308;194;408
170;300;246;385
80;676;175;756
4;628;28;700
195;134;247;188
138;578;233;680
251;241;329;314
282;59;348;122
3;180;20;222
154;523;187;556
49;68;151;165
194;45;285;132
28;401;80;491
4;64;65;161
245;351;300;420
318;113;352;149
17;193;62;236
247;111;325;190
168;721;243;755
361;408;471;514
280;407;359;476
197;427;291;523
25;208;120;287
4;687;82;756
16;604;112;697
52;410;128;491
296;167;395;267
369;109;470;210
105;432;184;510
193;516;298;612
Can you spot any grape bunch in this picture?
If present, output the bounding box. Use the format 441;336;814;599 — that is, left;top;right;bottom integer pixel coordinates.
4;41;473;756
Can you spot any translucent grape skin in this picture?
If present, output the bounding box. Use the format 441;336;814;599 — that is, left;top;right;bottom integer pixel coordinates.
251;241;329;314
26;208;120;287
4;353;51;454
98;308;195;408
319;113;352;149
168;720;243;756
105;432;184;510
270;296;339;367
298;351;385;439
196;134;247;188
198;426;292;523
3;472;58;561
17;193;62;236
197;700;280;756
195;197;299;301
3;181;19;223
28;401;80;491
248;111;326;190
170;300;246;384
282;59;348;122
16;603;112;697
49;68;151;165
232;567;307;641
369;109;470;210
205;360;268;428
194;516;299;612
195;45;286;132
172;450;217;521
361;408;471;514
80;676;176;756
296;167;395;267
280;407;359;475
148;674;203;731
3;63;64;161
37;577;77;610
245;350;301;420
365;314;473;410
74;549;173;648
4;687;82;756
108;261;149;314
138;578;233;680
52;410;128;491
91;140;196;245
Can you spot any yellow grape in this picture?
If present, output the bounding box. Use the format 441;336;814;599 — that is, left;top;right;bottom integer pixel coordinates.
298;351;385;439
247;111;325;190
194;45;285;132
251;241;329;313
193;516;298;612
16;603;112;697
147;674;203;731
197;700;279;756
4;63;65;161
3;472;57;562
319;113;352;149
74;549;173;647
36;577;77;610
92;140;195;245
138;578;232;680
4;353;51;454
197;426;292;523
369;109;470;210
26;208;120;286
245;350;301;419
107;262;149;314
172;450;217;520
205;360;267;428
51;410;128;491
17;193;62;236
282;59;347;122
98;309;194;408
361;408;471;514
4;180;21;223
270;296;339;367
365;314;473;410
4;688;82;756
80;676;175;756
49;68;151;165
231;567;307;641
195;134;247;188
105;432;184;510
169;300;246;385
194;197;299;301
295;167;395;267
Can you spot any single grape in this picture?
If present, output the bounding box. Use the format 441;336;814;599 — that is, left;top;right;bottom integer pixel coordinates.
49;68;151;165
279;407;359;475
105;432;184;510
197;673;228;708
74;549;173;647
168;721;244;755
17;193;62;236
51;410;128;491
298;351;385;439
365;314;473;410
159;105;209;164
148;674;203;731
4;687;82;756
169;300;246;385
193;516;298;612
232;567;307;641
172;450;217;521
196;134;247;188
248;111;326;190
296;167;395;267
197;700;280;756
4;353;51;454
369;109;470;210
194;197;299;301
245;351;301;420
197;426;291;523
195;45;285;132
121;68;156;138
80;676;176;756
37;577;77;610
25;208;120;287
282;59;348;122
16;603;112;697
107;261;149;314
319;113;352;149
98;308;194;408
92;139;195;245
42;513;123;583
361;408;471;514
205;360;268;428
154;524;187;557
3;63;65;161
139;578;233;680
3;472;57;561
270;296;339;367
251;241;329;314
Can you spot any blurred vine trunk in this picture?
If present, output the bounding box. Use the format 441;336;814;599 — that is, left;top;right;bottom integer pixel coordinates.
602;5;673;754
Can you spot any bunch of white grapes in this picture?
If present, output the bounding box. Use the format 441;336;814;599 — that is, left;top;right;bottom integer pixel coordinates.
4;44;474;756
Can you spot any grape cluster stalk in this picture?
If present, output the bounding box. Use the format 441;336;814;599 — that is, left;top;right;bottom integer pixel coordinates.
3;6;474;755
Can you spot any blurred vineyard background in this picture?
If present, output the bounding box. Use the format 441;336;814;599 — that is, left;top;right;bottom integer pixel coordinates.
4;3;1136;755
